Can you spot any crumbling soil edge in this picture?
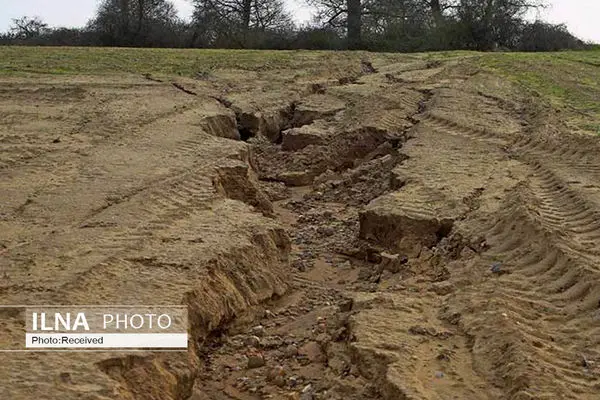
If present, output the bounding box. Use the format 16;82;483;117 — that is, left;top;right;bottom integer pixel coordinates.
92;153;291;400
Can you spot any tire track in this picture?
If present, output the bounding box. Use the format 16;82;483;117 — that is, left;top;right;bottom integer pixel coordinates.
429;91;600;398
459;197;600;398
420;113;510;145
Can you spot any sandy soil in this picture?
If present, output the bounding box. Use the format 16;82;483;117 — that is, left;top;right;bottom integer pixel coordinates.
1;55;600;399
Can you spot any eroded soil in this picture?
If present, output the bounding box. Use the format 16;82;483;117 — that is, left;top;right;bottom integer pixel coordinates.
1;54;600;399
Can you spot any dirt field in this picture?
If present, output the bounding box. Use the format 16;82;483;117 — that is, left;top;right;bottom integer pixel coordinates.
1;47;600;399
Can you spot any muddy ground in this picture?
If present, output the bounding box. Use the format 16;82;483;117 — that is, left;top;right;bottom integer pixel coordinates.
1;54;600;399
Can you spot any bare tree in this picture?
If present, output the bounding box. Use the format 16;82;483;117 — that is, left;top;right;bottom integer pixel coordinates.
90;0;179;46
447;0;548;49
309;0;547;50
9;16;50;39
1;0;571;50
191;0;291;47
308;0;429;49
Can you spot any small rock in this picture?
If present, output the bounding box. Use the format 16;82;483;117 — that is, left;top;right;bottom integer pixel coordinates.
251;325;266;337
247;354;266;369
298;341;324;363
366;248;382;263
315;332;330;344
263;336;284;349
281;126;326;151
408;325;432;336
380;252;399;263
284;344;298;358
471;235;487;250
245;335;261;348
490;262;508;275
288;376;299;387
292;259;307;272
236;376;250;389
317;226;335;236
267;365;287;385
582;355;594;369
273;375;286;387
300;384;314;400
430;281;453;296
380;252;403;273
52;137;61;143
277;170;314;186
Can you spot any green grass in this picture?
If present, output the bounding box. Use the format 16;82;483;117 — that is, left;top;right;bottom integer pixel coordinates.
0;47;303;75
1;45;597;135
0;46;414;77
478;49;600;135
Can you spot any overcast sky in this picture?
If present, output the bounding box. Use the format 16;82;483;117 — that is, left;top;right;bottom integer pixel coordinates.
0;0;598;42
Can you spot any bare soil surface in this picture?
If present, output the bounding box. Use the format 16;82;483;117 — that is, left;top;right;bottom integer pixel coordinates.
1;55;600;400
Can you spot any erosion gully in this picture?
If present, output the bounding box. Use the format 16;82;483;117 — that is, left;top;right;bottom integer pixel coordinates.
190;72;435;400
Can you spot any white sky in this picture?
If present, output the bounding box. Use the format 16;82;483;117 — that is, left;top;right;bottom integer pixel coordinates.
0;0;598;42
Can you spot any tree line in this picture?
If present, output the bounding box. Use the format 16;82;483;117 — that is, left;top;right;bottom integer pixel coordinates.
0;0;589;52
